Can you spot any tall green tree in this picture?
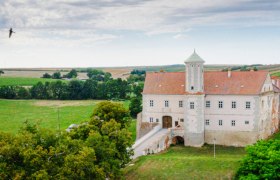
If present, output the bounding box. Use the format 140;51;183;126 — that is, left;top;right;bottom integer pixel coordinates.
129;97;142;117
91;101;131;128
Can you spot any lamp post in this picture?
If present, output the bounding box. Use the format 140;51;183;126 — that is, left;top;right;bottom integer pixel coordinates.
214;137;216;158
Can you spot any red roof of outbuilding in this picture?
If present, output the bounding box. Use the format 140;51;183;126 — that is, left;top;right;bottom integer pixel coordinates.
143;71;269;95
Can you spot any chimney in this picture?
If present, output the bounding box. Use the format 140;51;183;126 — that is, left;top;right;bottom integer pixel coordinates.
227;68;231;78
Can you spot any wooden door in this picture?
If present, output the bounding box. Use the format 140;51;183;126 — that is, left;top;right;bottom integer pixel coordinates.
162;116;172;128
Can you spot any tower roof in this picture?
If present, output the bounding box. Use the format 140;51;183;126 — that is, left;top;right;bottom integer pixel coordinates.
185;50;205;63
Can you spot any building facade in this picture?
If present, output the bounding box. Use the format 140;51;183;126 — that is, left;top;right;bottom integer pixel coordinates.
141;51;280;147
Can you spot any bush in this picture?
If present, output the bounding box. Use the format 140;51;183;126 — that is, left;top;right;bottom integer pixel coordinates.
236;140;280;179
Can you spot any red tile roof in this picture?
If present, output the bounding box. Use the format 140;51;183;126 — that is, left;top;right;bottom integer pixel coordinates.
143;71;269;95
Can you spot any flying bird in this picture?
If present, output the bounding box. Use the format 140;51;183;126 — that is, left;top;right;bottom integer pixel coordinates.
9;28;15;38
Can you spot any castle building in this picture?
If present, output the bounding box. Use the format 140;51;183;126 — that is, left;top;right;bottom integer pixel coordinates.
140;51;280;147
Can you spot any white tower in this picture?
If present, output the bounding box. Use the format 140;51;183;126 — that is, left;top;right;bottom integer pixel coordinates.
184;50;205;93
184;50;205;147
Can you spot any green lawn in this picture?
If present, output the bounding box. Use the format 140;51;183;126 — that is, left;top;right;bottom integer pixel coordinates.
0;76;62;86
0;99;131;134
124;145;246;179
129;120;137;141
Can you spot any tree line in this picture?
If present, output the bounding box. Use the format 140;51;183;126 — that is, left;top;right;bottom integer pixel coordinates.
0;69;145;117
0;78;133;100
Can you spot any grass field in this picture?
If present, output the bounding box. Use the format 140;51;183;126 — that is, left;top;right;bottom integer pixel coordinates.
272;71;280;77
124;145;246;179
0;76;63;86
0;99;131;135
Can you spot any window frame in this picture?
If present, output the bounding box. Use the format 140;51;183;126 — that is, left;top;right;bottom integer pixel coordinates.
149;100;154;107
179;100;183;108
164;100;169;107
232;101;236;109
190;102;195;109
219;120;223;126
246;101;251;109
205;119;210;126
231;120;236;126
206;101;211;108
218;101;223;108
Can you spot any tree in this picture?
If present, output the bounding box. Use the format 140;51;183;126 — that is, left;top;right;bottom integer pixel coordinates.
0;86;17;99
52;72;62;79
236;140;280;179
91;101;131;128
81;79;98;99
129;97;142;117
64;69;78;79
17;86;30;99
50;81;69;100
30;82;46;99
0;122;103;179
0;70;4;76
68;80;84;99
42;73;52;78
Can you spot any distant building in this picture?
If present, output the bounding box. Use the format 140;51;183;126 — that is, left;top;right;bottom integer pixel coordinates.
138;51;280;147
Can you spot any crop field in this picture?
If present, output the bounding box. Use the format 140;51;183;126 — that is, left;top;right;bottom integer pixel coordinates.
124;145;246;179
0;99;131;135
0;76;63;86
2;68;132;80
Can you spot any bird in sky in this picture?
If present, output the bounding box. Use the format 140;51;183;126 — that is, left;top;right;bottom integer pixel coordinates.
9;28;15;38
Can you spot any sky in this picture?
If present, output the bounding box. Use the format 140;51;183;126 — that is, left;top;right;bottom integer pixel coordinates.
0;0;280;68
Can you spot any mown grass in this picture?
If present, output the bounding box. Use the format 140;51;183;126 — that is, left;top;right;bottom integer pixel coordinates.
0;99;131;134
0;76;62;86
124;145;246;179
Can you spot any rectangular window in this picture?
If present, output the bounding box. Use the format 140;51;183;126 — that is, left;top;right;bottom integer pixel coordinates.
156;118;159;122
231;120;236;126
150;100;154;107
164;100;169;107
205;119;210;125
190;102;195;109
218;101;223;108
245;121;249;125
180;118;184;122
175;121;179;126
206;101;211;108
219;120;223;126
149;117;153;123
246;102;251;109
179;101;183;107
232;101;236;109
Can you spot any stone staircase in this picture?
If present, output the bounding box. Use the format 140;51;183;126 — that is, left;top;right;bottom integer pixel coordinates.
132;128;170;159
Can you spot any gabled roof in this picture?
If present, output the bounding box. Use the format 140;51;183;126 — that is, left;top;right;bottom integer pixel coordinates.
143;72;185;95
143;71;269;95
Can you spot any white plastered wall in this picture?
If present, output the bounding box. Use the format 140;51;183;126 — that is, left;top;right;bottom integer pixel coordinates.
142;94;185;127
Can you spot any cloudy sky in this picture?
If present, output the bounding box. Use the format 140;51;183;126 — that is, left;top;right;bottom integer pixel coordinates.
0;0;280;68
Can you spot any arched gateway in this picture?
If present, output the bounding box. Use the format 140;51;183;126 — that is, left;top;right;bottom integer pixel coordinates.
162;116;172;128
